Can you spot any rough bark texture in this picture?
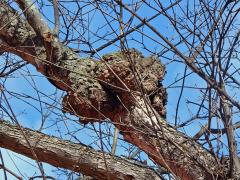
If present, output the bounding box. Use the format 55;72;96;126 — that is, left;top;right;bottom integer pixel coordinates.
0;1;230;179
0;120;161;180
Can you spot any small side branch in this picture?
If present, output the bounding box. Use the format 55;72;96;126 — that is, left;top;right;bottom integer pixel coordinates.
53;0;60;37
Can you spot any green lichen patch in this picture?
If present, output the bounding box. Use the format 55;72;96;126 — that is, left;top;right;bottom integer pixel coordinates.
97;49;167;118
61;49;167;122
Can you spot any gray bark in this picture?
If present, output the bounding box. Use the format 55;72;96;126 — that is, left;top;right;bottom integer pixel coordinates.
0;120;161;180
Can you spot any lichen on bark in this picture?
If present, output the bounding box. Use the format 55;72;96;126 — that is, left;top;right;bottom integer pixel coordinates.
62;49;167;123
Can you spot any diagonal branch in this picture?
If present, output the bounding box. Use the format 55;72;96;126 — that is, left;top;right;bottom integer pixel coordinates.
115;0;240;110
0;120;161;180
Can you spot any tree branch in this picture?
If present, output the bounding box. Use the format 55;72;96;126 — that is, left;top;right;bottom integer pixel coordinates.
0;120;161;180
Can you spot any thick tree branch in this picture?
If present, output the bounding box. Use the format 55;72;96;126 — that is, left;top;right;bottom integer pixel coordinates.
0;120;161;179
15;0;51;38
